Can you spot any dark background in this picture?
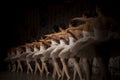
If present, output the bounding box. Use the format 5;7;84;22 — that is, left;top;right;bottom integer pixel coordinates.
0;0;119;71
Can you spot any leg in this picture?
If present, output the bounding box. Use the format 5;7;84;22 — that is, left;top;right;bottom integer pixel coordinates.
82;57;90;80
60;58;70;80
34;59;42;76
8;62;11;71
52;58;61;79
29;62;33;73
36;62;42;76
26;60;33;74
43;62;49;77
71;58;82;80
52;66;57;79
17;60;23;72
26;61;30;74
11;61;16;72
61;68;65;80
73;67;77;80
17;61;19;72
34;62;37;75
41;57;49;77
97;57;109;80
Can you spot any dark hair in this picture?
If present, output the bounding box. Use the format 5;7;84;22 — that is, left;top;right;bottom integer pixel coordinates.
53;25;59;32
70;19;85;27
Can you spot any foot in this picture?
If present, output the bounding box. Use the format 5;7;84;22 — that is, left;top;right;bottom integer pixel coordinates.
52;74;56;79
58;74;61;80
46;72;50;77
67;76;70;80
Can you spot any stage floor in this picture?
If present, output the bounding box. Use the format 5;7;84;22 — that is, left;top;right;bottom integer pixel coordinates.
0;71;120;80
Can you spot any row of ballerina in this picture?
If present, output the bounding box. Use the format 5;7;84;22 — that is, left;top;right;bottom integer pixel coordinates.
5;6;119;80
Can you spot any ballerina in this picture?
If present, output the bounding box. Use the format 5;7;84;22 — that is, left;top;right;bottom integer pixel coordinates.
43;34;62;80
69;5;119;80
32;39;51;77
5;47;17;72
68;17;95;80
27;41;42;76
15;46;24;72
58;26;84;80
50;29;69;80
17;43;34;74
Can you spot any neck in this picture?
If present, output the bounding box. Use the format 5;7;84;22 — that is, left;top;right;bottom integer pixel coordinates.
69;36;76;45
51;40;58;46
34;47;38;52
11;52;15;56
60;39;66;45
83;30;91;38
93;28;108;40
16;50;20;55
26;47;31;52
40;46;46;51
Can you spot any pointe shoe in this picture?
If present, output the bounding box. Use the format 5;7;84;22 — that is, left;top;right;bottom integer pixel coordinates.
34;71;36;75
27;71;29;74
57;75;61;80
67;76;70;80
40;71;43;77
46;72;50;77
52;74;56;80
